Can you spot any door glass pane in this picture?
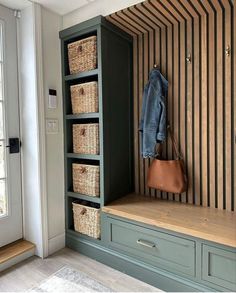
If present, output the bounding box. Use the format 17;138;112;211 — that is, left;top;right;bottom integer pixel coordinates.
0;144;5;178
0;63;3;101
0;22;3;62
0;22;7;217
0;102;4;139
0;179;6;216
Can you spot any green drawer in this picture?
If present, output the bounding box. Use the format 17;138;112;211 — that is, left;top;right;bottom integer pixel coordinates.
202;244;236;291
107;217;195;277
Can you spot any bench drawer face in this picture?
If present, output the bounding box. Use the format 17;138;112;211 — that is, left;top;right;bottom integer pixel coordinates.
202;245;236;291
108;217;195;277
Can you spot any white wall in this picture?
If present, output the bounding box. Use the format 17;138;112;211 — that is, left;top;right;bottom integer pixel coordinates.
19;0;142;257
19;3;64;257
62;0;144;28
41;7;64;255
19;4;44;257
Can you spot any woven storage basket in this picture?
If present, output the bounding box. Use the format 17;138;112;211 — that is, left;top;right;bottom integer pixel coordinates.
73;123;99;155
72;163;100;197
68;36;97;74
70;81;98;114
72;202;100;239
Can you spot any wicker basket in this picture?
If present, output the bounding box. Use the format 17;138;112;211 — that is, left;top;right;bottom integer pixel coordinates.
70;81;98;114
73;123;99;155
72;202;100;239
72;163;100;197
68;36;97;74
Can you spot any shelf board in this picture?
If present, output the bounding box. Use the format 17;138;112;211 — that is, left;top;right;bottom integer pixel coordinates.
64;69;98;81
67;191;101;203
67;228;101;243
66;113;99;120
66;153;101;160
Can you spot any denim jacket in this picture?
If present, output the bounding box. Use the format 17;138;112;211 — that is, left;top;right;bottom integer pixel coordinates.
139;69;168;158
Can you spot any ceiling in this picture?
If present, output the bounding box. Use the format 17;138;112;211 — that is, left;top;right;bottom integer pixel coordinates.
0;0;97;15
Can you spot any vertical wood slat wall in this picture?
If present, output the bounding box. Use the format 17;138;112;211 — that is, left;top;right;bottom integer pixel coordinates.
106;0;235;211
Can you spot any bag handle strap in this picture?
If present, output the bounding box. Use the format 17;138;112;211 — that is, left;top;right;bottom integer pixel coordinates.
167;124;182;160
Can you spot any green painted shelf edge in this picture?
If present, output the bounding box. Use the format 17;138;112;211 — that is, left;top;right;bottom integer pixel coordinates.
66;153;101;160
66;113;100;120
67;191;101;203
67;229;101;244
64;69;98;81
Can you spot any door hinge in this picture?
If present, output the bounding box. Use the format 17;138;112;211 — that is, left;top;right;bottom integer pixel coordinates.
14;10;21;19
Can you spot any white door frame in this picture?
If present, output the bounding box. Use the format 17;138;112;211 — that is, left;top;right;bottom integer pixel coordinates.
0;6;23;247
17;2;49;258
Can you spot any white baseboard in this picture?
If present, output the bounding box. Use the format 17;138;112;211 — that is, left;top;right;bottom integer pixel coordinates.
0;248;35;273
48;233;65;256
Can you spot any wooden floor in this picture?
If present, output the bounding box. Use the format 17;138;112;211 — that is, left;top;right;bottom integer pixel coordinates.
0;247;160;292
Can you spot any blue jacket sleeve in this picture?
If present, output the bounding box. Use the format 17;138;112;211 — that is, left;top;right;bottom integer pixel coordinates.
156;95;166;142
139;83;149;132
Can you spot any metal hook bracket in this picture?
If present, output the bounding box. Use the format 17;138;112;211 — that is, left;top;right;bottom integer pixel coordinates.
186;53;191;64
225;45;230;57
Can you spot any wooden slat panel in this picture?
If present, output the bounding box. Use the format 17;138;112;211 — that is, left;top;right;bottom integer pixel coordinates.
161;26;167;200
234;0;236;212
213;0;224;210
222;0;232;211
154;27;161;199
170;0;194;204
193;1;209;207
186;16;193;205
167;24;173;200
106;0;235;211
133;36;139;194
172;24;180;201
178;0;201;205
135;3;165;29
180;22;187;202
205;0;216;208
106;15;137;37
153;0;182;202
143;32;149;196
138;34;145;195
192;11;201;206
148;29;156;198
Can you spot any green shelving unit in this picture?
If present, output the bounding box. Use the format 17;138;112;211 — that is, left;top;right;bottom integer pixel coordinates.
64;69;99;81
60;16;133;243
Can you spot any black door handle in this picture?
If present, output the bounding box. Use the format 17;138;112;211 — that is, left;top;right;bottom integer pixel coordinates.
6;138;21;153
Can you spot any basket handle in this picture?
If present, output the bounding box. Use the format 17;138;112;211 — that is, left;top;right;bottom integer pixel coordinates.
80;128;86;136
80;208;87;215
79;87;84;95
78;45;83;53
80;166;87;174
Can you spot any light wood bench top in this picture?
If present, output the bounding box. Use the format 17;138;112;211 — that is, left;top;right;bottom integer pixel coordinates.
102;194;236;248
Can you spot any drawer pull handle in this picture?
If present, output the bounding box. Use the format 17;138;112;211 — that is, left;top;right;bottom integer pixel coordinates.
137;239;156;248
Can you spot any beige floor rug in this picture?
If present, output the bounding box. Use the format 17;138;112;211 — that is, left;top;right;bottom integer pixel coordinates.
30;265;113;292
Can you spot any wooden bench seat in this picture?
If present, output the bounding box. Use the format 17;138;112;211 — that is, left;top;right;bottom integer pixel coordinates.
102;193;236;248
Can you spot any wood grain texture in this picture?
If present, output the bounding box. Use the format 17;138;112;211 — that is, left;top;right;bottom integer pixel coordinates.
0;248;158;292
0;240;35;264
102;193;236;248
106;0;235;211
234;0;236;215
222;0;232;211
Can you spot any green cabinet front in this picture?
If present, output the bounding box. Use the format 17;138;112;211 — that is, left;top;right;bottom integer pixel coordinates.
106;216;196;277
202;244;236;291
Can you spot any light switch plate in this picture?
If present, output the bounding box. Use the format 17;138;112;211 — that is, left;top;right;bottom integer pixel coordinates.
46;119;59;134
48;94;57;109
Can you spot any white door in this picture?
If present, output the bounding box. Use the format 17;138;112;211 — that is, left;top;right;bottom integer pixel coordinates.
0;5;22;247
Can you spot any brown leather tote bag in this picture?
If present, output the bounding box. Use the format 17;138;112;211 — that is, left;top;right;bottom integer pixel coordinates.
147;127;187;193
